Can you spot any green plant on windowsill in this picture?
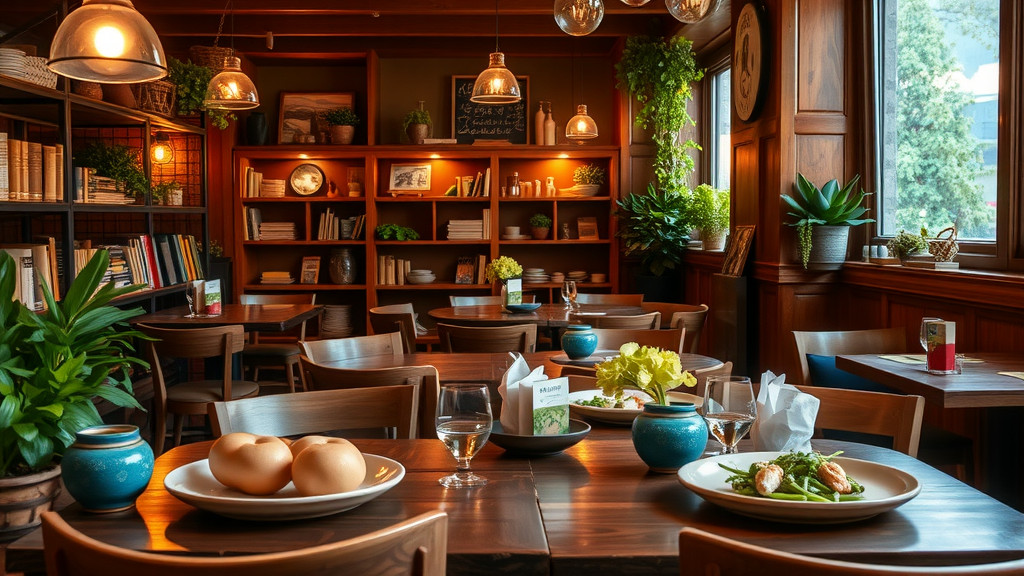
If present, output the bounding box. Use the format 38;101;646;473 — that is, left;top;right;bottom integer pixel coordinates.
74;142;149;198
688;184;730;245
781;173;874;268
324;107;360;127
887;228;929;261
166;57;234;130
375;224;420;241
529;214;552;229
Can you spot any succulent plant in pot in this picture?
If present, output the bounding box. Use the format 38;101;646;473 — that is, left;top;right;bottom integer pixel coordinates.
324;107;360;145
688;184;730;251
781;173;875;269
530;213;552;240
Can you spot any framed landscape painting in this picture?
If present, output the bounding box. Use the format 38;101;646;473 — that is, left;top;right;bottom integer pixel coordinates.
389;164;432;191
278;92;354;144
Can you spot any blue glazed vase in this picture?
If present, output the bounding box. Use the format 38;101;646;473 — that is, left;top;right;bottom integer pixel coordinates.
631;403;708;473
561;324;598;360
61;425;154;513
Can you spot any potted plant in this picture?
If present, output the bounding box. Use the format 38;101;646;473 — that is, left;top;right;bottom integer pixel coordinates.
375;223;420;241
573;163;606;195
324;107;360;145
167;57;233;130
74;142;149;200
615;183;690;301
402;101;431;145
781;173;874;269
688;184;730;251
887;228;929;263
151;180;182;206
484;255;524;312
0;250;148;539
530;213;552;240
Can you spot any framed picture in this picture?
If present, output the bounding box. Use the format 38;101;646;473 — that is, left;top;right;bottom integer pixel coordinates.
733;2;768;122
577;217;599;240
278;92;354;144
300;256;321;284
721;225;755;277
389;164;432;191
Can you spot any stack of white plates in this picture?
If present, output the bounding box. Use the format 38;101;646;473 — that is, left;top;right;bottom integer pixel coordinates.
550;272;565;284
568;270;588;283
523;268;549;284
21;56;57;89
406;269;436;284
0;49;28;82
321;304;354;338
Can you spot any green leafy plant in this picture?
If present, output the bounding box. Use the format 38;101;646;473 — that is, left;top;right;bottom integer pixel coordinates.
0;250;149;477
573;164;606;186
595;342;697;406
616;35;703;194
887;229;929;261
150;180;180;204
530;213;552;229
74;142;149;198
375;223;420;241
485;256;523;283
402;107;432;132
324;107;360;126
781;173;875;268
615;184;690;276
166;57;234;130
688;184;730;239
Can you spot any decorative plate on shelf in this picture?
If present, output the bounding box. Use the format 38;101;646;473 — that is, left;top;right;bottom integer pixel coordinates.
289;163;325;196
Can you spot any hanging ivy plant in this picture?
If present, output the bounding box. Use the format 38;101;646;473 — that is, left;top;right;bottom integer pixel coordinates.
167;57;235;130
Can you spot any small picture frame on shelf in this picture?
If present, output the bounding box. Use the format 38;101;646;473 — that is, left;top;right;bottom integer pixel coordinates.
278;92;354;145
455;256;476;284
300;256;321;284
577;217;599;240
721;224;755;277
390;164;432;191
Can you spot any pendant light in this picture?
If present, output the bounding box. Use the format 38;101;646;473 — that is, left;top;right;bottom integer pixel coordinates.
151;132;173;164
204;0;259;111
47;0;166;83
665;0;720;24
471;0;521;104
554;0;605;37
620;0;651;6
566;40;598;141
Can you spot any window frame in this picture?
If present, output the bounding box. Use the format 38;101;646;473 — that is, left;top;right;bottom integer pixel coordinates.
700;50;732;191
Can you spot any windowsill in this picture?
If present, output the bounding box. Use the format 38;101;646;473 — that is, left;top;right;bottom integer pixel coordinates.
841;261;1024;311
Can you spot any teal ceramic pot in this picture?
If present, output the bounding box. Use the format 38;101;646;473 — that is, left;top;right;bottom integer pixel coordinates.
561;324;598;360
631;403;708;473
61;425;154;513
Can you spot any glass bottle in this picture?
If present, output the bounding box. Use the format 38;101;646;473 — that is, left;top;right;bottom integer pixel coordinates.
544;103;556;146
535;101;546;146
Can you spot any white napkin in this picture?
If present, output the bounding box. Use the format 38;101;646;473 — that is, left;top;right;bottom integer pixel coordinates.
750;370;819;452
496;352;548;435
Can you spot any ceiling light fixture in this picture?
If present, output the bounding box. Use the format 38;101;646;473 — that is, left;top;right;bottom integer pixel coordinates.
47;0;166;83
566;40;597;141
151;132;173;164
471;0;521;104
204;0;259;111
554;0;605;36
665;0;720;24
620;0;652;6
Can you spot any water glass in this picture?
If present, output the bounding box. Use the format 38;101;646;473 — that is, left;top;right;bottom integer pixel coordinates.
436;383;492;488
561;280;577;310
702;376;756;455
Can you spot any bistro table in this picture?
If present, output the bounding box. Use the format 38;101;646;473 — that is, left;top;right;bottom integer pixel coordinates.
428;303;646;328
132;303;323;332
9;430;1024;575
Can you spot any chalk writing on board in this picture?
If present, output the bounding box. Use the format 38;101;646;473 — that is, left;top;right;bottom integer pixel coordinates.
451;76;529;144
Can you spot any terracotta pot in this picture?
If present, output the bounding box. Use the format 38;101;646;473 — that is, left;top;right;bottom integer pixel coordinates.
531;227;549;240
0;465;62;541
406;123;429;145
331;125;355;145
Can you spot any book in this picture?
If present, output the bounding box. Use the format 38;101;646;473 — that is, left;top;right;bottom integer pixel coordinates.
27;142;42;196
8;139;20;196
476;254;487;284
577;217;599;240
301;256;321;284
422;138;457;144
482;167;491;197
55;144;63;202
43;145;56;201
0;133;8;200
204;279;222;315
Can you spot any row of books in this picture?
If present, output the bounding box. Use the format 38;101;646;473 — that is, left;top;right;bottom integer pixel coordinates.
447;209;490;240
0;134;64;202
317;209;366;240
0;240;61;311
74;234;204;292
73;168;132;204
242;167;288;198
455;168;491;197
377;255;411;285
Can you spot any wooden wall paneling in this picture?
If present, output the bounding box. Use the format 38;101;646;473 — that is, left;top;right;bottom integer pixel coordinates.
844;286;885;330
975;311;1024;352
796;0;846;113
794;134;845;196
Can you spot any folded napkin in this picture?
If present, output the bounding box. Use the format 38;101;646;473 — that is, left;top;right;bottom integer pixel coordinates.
998;372;1024;382
750;371;819;452
496;352;549;435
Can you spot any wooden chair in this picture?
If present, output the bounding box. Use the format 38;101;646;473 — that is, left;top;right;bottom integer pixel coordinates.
299;359;440;439
300;332;403;363
793;384;924;457
368;303;438;352
578;311;661;329
669;305;709;354
209;385;419;440
436;323;538;353
42;509;448;576
574;293;644;306
238;293;316;393
450;294;536;306
591;327;686;355
792;328;906;385
137;324;260;456
640;302;707;329
689;360;733;398
679;526;1024;575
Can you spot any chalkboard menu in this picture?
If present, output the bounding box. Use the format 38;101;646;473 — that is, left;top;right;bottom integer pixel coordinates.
451;75;529;144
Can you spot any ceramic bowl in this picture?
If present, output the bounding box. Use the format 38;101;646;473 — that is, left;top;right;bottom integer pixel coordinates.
406;275;436;284
489;419;591;456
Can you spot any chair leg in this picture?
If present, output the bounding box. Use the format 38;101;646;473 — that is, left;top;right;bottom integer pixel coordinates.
292;359;307;392
172;414;186;448
152;410;166;456
283;360;296;393
252;367;260;383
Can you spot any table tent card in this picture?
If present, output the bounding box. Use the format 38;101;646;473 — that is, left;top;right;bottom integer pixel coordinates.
506;277;523;305
204;279;222;316
750;370;818;452
498;352;569;435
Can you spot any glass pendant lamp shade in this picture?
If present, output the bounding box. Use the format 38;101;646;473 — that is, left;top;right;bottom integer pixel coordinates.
471;52;521;104
620;0;651;6
204;57;259;110
47;0;166;83
665;0;720;24
151;133;173;164
554;0;605;36
566;105;598;140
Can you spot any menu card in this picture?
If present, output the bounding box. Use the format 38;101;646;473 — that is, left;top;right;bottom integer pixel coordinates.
925;320;956;372
497;353;569;435
506;277;523;305
204;279;222;316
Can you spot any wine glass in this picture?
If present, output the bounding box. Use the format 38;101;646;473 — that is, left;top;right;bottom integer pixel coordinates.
702;376;757;455
436;383;492;488
561;280;577;310
920;317;943;353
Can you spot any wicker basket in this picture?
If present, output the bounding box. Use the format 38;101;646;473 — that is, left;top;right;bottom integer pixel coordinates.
131;80;176;117
189;45;234;73
927;226;959;262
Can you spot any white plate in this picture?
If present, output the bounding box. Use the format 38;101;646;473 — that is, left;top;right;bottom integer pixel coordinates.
568;389;653;425
677;452;921;524
164;454;405;521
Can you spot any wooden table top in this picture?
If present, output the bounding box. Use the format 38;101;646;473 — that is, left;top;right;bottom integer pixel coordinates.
836;353;1024;409
9;431;1024;575
132;304;324;332
428;304;646;328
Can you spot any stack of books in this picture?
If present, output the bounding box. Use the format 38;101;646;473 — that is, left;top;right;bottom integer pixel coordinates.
260;179;286;198
447;219;483;240
260;271;294;285
259;222;297;241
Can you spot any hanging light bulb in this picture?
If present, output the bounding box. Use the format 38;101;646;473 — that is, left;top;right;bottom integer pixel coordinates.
554;0;605;36
472;0;521;104
620;0;651;6
204;2;259;110
48;0;166;83
566;105;598;141
151;133;173;164
665;0;720;24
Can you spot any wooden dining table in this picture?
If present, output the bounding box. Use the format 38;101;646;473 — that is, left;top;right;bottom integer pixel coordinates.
132;303;324;332
9;428;1024;575
428;303;646;328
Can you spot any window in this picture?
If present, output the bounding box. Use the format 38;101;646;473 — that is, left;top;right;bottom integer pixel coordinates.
875;0;999;242
710;68;731;190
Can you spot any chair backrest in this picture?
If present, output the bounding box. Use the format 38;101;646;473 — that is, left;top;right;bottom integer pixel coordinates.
679;526;1024;575
239;293;316;342
591;327;686;355
669;305;709;354
689;361;733;398
575;293;644;306
449;294;536;306
792;328;906;385
793;384;924;457
300;332;404;364
208;385;420;439
299;358;440;439
580;311;661;329
42;509;448;576
368;304;417;353
436;323;537;353
641;302;707;329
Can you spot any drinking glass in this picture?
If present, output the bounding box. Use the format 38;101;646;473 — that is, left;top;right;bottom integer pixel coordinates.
702;376;757;455
436;383;492;487
184;280;203;318
561;280;577;310
920;317;943;353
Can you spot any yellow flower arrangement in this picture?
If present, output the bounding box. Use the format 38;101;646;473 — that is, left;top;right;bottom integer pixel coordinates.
595;342;697;405
485;255;523;283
